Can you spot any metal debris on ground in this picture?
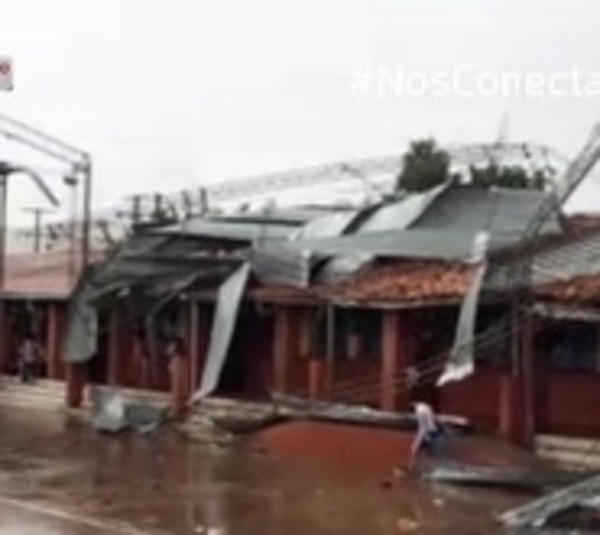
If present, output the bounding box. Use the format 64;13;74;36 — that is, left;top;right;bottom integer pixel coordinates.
91;386;167;435
425;463;585;493
499;473;600;532
395;517;420;532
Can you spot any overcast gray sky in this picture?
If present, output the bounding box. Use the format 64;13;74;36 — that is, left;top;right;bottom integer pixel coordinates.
1;0;600;224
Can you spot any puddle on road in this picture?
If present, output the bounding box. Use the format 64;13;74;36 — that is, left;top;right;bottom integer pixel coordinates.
0;408;527;534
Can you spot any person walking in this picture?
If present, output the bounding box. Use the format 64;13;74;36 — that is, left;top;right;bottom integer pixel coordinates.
408;401;446;471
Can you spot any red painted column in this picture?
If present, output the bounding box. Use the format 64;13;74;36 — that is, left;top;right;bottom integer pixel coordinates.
46;303;62;380
66;363;86;408
308;359;322;402
170;354;191;416
131;336;147;389
380;311;414;412
188;301;201;395
170;304;193;416
0;301;7;374
107;308;122;386
308;359;334;402
499;375;527;444
273;307;292;395
499;312;532;445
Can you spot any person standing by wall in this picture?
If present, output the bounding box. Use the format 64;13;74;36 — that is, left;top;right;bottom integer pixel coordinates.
18;336;38;384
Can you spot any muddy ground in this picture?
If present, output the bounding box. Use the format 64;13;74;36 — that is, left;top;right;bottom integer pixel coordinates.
0;407;532;534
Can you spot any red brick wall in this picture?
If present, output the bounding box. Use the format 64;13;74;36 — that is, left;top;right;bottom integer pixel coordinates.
285;355;309;395
438;368;503;430
546;374;600;433
330;358;380;406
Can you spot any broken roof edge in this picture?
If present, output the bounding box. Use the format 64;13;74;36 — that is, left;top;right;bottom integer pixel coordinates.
284;228;520;263
0;291;72;302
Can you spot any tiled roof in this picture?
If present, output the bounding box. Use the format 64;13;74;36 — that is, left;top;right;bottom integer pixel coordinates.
327;261;474;303
253;261;475;306
537;274;600;304
251;283;323;304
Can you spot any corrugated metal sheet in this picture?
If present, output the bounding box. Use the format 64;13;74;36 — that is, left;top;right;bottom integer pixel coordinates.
438;260;488;386
487;229;600;291
412;185;561;237
317;254;374;284
155;218;295;242
532;231;600;284
356;183;449;234
63;230;241;363
63;269;100;363
287;185;562;268
193;263;251;400
290;210;359;240
248;245;312;287
288;229;516;262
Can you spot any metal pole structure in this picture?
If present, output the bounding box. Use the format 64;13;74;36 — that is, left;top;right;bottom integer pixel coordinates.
21;207;54;253
0;174;7;290
63;174;78;279
0;161;59;373
64;175;79;280
0;174;6;373
0;115;91;267
80;160;92;271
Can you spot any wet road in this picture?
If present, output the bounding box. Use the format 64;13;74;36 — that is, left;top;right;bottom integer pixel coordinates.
0;407;527;534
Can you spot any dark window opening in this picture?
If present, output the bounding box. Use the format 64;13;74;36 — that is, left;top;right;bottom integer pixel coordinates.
307;307;381;361
475;310;511;370
548;321;598;373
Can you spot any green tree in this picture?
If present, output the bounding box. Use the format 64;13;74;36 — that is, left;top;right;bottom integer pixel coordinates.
470;163;548;191
396;139;451;193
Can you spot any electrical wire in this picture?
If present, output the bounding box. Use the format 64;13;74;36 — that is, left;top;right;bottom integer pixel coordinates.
307;316;525;407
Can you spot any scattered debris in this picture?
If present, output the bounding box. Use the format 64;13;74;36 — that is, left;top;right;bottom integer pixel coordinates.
209;411;284;435
395;517;419;532
91;387;167;435
500;473;600;532
273;394;470;432
91;389;127;433
178;412;235;446
433;498;445;508
425;463;585;493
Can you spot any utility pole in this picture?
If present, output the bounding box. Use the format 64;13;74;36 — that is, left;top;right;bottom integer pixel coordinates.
22;207;55;253
0;159;59;376
0;172;8;290
0;114;91;268
80;158;92;269
0;162;59;288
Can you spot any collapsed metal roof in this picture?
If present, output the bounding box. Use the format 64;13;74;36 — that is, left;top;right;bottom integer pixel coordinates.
154;217;300;242
62;184;565;364
487;227;600;293
410;185;561;237
251;184;563;286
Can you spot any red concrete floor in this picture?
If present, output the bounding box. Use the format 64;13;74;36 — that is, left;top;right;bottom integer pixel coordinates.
248;419;548;475
0;409;537;534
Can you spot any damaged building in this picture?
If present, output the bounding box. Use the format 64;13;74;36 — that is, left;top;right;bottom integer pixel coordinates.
2;173;599;466
53;180;600;449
